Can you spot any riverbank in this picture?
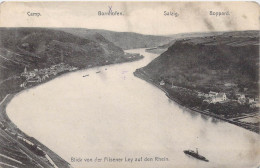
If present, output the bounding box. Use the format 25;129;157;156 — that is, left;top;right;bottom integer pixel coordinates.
134;69;259;134
5;48;260;168
0;52;144;103
0;52;144;168
0;94;72;168
145;47;168;54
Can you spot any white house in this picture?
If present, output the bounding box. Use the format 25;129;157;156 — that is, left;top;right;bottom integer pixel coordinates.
214;93;227;102
236;93;246;99
248;98;255;104
237;93;246;104
209;91;218;97
250;99;260;108
160;80;165;86
198;92;206;97
204;92;227;104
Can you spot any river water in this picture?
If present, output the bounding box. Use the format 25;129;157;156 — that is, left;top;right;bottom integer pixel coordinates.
7;49;260;168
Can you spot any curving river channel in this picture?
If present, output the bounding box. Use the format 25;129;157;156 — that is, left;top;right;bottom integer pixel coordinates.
7;49;260;168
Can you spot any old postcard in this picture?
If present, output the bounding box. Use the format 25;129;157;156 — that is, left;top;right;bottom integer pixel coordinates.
0;1;259;168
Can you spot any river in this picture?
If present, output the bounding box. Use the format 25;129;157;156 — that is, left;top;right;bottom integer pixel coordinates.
7;49;260;168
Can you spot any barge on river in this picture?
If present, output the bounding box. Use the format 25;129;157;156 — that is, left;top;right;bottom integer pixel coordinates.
184;148;209;162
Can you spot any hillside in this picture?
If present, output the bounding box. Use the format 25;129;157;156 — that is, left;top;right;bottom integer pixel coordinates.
0;28;127;81
57;28;125;56
135;30;259;133
0;27;143;168
71;28;174;50
0;28;144;99
141;30;259;96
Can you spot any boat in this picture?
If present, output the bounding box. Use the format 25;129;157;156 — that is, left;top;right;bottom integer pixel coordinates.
82;74;89;77
184;148;209;162
96;71;101;73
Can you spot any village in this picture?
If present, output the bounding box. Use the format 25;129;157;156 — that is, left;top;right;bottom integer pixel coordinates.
199;91;259;108
156;78;260;133
20;63;78;88
159;79;260;108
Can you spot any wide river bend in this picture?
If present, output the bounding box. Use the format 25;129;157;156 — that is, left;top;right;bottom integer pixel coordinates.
7;49;260;168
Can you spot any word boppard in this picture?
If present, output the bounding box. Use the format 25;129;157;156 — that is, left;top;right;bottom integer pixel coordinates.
210;11;230;16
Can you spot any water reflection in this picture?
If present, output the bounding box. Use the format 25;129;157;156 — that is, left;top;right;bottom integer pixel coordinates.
211;118;221;124
200;114;210;122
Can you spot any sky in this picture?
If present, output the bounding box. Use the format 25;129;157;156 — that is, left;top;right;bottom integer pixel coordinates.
0;1;259;35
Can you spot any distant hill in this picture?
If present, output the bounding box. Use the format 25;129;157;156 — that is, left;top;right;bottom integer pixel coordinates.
56;28;125;56
167;31;224;39
0;27;126;81
140;30;260;96
60;28;173;50
146;31;224;54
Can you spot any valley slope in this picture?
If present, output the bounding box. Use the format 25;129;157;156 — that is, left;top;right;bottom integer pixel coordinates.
0;27;143;168
0;27;143;101
135;30;260;133
60;28;173;50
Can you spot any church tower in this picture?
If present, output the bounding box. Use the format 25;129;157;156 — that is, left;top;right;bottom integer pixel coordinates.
24;66;27;73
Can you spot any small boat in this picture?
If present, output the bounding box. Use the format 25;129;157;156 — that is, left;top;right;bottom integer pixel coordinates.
184;148;209;162
96;71;101;73
82;74;89;77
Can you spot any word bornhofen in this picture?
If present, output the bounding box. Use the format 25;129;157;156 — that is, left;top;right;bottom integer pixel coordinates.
27;12;41;17
98;6;124;16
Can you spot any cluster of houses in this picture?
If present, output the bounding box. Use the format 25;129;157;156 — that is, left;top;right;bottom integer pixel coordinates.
20;63;78;88
235;93;259;108
199;91;259;107
200;91;227;104
158;80;259;108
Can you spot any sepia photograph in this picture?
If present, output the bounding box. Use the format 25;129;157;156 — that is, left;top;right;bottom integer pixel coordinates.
0;1;259;168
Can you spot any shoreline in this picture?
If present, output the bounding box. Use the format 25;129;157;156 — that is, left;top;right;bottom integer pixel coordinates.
0;52;144;103
0;94;72;168
0;53;143;168
133;69;259;134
